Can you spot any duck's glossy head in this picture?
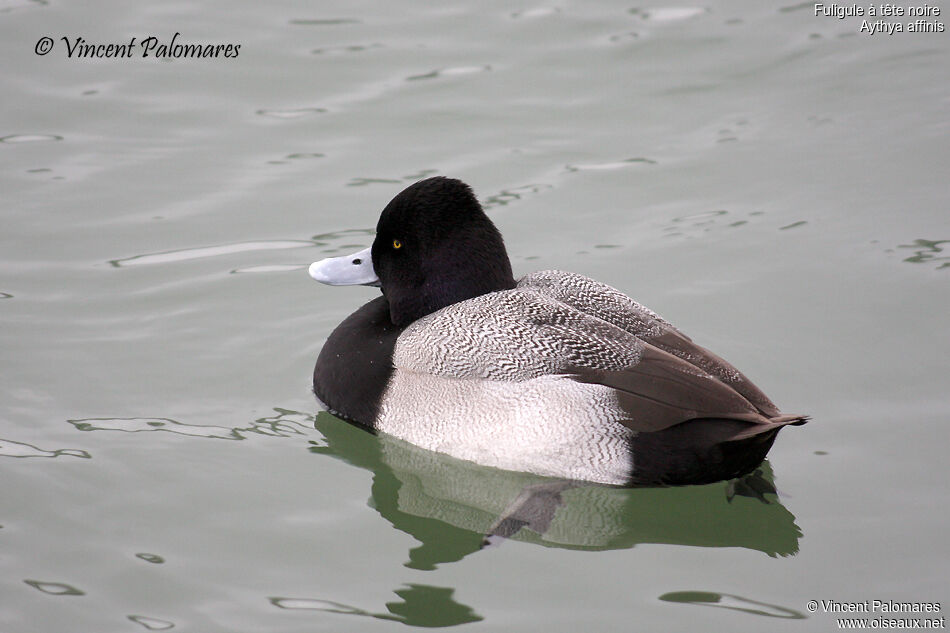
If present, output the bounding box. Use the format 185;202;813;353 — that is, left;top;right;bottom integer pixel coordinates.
310;177;516;326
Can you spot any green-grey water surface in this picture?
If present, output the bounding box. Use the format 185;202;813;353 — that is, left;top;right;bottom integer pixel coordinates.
2;1;948;631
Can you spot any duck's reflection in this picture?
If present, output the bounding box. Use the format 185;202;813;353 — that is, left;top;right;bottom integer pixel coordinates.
270;584;483;627
309;412;803;570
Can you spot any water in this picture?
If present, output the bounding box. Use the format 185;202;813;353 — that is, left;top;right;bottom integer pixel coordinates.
2;1;948;630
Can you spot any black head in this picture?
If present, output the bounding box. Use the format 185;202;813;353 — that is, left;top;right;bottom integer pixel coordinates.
370;177;516;326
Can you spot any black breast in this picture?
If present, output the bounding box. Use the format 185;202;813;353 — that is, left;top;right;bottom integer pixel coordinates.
313;295;403;428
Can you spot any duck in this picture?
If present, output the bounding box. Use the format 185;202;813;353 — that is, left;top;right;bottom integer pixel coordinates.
308;176;807;487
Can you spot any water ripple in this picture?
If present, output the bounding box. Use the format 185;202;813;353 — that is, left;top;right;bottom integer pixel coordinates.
70;417;243;440
629;7;707;22
565;157;656;172
135;553;165;564
0;134;63;144
69;409;317;441
128;615;175;630
660;209;763;239
482;183;553;209
778;1;814;12
406;66;491;81
270;597;368;613
109;240;316;268
0;438;90;459
255;107;325;119
289;18;360;25
268;152;325;165
24;579;85;596
311;43;383;55
310;228;376;254
270;585;483;626
510;7;561;19
898;238;949;270
230;264;307;274
107;230;376;271
607;31;640;43
347;169;439;187
0;0;48;13
779;220;808;230
346;177;402;187
659;591;805;619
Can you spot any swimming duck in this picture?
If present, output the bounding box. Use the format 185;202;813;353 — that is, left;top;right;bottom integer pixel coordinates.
309;177;807;486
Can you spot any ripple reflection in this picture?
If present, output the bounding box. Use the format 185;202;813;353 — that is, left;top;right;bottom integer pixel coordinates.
230;264;307;274
898;238;949;270
310;412;803;570
108;239;316;268
289;18;360;25
311;43;383;55
0;0;49;13
69;409;318;441
565;157;656;172
70;417;242;440
24;579;85;596
270;584;483;627
135;553;165;564
481;183;553;209
510;7;560;18
778;1;814;12
629;7;707;22
347;169;438;188
407;65;491;81
255;107;326;119
779;220;807;230
659;208;773;239
0;134;63;143
659;590;805;619
0;438;90;459
128;615;175;630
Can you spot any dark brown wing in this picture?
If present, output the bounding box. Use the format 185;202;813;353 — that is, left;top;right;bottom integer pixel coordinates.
646;330;782;417
520;270;785;417
570;344;806;436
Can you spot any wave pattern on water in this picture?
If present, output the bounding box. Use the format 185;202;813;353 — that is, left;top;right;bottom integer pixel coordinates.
68;409;318;442
0;438;90;459
898;238;949;270
565;157;657;172
628;7;707;22
406;66;491;81
481;183;554;209
311;43;384;55
135;553;165;564
289;18;360;25
109;240;318;268
230;264;308;274
127;615;175;631
659;591;805;619
0;134;62;143
270;584;484;627
346;169;439;187
255;107;326;119
24;579;85;596
0;0;48;13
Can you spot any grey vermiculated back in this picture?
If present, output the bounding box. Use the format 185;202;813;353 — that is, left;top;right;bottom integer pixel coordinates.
393;272;648;380
519;270;673;340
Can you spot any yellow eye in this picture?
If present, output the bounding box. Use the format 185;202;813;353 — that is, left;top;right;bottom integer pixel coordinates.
392;239;402;249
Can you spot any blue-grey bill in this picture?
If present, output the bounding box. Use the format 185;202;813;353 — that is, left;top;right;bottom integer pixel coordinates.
308;246;381;286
